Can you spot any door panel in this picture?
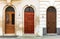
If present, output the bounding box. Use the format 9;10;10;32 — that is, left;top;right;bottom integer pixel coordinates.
24;12;34;34
47;11;56;33
5;12;15;34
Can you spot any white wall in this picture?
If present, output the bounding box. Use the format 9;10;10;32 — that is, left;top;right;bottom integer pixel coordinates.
39;0;60;28
0;1;6;36
12;0;41;36
0;0;60;36
54;1;60;28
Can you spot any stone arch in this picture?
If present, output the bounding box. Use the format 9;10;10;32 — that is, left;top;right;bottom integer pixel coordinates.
2;5;16;35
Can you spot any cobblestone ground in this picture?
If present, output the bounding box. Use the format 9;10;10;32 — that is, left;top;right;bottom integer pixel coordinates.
0;35;60;39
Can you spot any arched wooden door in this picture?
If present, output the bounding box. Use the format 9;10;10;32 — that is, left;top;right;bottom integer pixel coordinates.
24;7;34;34
47;6;56;33
5;6;15;34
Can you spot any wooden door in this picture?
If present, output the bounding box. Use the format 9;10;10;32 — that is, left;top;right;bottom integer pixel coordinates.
47;7;56;33
24;7;34;34
5;7;15;34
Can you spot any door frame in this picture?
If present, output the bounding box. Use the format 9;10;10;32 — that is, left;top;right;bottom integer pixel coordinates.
46;6;57;34
2;5;16;36
23;5;36;35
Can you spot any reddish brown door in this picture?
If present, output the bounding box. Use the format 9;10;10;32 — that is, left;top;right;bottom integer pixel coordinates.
47;6;56;33
5;6;15;34
24;7;34;34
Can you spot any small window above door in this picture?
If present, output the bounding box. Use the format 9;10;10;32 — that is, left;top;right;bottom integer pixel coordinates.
24;6;34;12
5;6;15;12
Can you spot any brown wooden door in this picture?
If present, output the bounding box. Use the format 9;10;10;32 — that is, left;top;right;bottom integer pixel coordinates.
24;12;34;34
47;7;56;33
5;11;15;34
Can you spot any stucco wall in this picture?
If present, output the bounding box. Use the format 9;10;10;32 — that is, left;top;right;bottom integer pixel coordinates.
40;0;60;35
0;1;6;36
0;0;60;36
12;0;40;36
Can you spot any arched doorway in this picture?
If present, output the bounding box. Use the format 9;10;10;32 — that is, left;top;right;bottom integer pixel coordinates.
47;6;56;33
24;6;34;34
5;6;15;34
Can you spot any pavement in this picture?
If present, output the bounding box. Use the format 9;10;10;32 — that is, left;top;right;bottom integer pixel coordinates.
0;35;60;39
